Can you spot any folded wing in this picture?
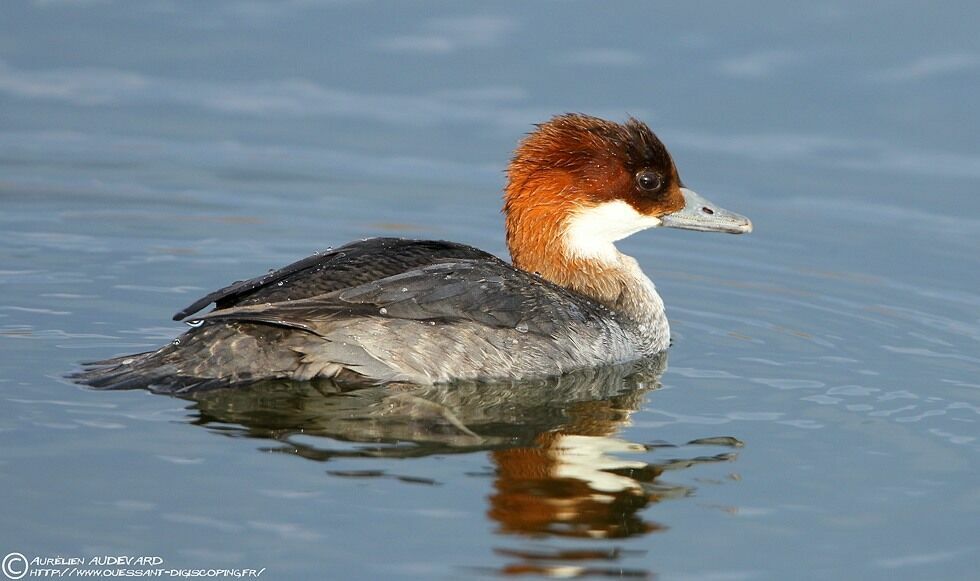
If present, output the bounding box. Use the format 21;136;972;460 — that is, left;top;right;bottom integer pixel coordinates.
172;237;498;321
193;259;603;339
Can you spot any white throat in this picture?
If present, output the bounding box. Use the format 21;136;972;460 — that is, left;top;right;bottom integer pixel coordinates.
559;200;670;352
563;200;662;263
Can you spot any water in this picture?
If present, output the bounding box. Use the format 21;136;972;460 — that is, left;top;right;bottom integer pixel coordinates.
2;1;978;579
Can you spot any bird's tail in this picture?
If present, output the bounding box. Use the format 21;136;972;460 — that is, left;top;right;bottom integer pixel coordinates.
68;322;303;394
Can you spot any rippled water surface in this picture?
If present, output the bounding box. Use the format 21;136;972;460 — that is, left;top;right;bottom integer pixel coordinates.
2;1;979;579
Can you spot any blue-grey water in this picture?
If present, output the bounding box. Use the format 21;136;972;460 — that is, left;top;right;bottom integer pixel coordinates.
2;1;978;579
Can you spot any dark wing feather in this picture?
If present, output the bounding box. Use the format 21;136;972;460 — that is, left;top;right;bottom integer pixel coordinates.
194;260;605;338
173;238;498;321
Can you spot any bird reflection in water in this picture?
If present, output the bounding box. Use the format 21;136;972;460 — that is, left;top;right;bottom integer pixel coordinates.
179;352;742;578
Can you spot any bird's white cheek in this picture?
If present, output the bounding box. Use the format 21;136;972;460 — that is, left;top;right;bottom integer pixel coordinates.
563;200;662;261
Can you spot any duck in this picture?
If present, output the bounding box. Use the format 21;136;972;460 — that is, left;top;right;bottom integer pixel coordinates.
73;113;751;393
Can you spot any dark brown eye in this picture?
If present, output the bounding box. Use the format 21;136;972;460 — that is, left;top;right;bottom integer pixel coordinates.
636;171;662;192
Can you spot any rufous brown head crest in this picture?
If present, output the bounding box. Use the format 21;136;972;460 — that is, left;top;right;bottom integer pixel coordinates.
504;114;687;277
504;113;686;223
